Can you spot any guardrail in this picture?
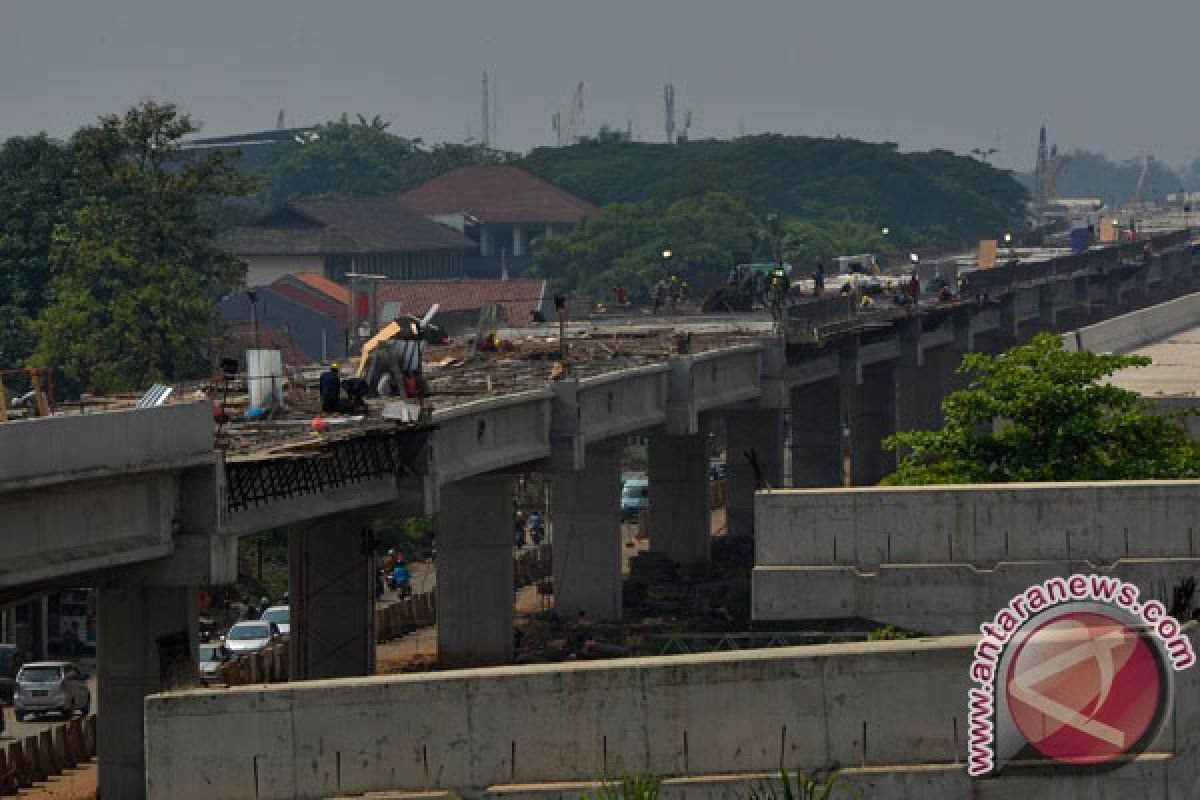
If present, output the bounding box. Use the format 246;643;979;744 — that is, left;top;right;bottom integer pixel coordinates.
0;714;96;794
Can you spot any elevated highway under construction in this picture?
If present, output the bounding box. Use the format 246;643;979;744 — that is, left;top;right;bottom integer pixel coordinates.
1;228;1198;797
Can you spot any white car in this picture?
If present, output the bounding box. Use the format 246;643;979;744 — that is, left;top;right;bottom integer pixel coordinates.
197;643;233;685
259;606;290;640
224;621;282;656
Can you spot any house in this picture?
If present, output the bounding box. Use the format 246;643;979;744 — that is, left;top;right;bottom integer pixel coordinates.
398;166;596;276
219;197;476;287
218;278;352;364
374;278;547;336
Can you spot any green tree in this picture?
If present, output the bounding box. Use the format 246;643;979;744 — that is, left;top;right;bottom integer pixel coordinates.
883;334;1200;485
31;101;254;393
521;134;1028;246
264;114;511;202
532;192;892;300
0;135;72;367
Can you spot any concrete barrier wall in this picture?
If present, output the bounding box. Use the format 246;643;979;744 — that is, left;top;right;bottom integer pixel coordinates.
752;482;1200;632
755;481;1200;570
754;560;1200;632
145;631;1199;800
0;401;212;490
1062;291;1200;353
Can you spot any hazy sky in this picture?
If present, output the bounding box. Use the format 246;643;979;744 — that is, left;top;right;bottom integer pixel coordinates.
3;0;1197;170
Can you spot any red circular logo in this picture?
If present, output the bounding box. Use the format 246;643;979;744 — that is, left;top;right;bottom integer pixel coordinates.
1005;611;1163;765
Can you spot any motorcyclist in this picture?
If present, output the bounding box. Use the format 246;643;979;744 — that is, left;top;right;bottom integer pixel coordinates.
392;556;412;597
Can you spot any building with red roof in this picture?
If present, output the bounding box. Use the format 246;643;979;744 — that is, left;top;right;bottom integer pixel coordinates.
398;166;596;262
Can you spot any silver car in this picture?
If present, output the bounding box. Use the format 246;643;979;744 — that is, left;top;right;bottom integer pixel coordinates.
224;620;282;656
259;606;290;640
198;643;233;685
14;661;90;721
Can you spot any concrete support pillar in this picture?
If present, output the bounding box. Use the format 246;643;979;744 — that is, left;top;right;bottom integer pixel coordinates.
725;409;784;539
97;586;197;800
289;517;376;680
512;224;525;257
438;476;514;666
848;366;897;485
789;380;843;487
648;430;711;566
550;442;623;619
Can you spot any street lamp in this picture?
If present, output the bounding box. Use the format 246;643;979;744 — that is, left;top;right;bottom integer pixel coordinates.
662;249;672;260
881;227;890;237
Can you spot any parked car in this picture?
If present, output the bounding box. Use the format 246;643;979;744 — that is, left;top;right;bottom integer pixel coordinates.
259;606;290;640
14;661;90;721
0;644;23;705
197;643;233;685
620;477;649;522
223;621;282;656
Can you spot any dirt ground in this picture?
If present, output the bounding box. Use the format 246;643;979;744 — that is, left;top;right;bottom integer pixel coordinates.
19;761;97;799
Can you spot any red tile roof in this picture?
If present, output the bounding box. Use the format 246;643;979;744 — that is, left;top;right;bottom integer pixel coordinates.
398;166;597;225
374;279;546;327
268;280;351;325
289;272;351;306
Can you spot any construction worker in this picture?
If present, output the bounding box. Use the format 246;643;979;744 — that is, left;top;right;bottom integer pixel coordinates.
652;279;667;313
319;363;342;412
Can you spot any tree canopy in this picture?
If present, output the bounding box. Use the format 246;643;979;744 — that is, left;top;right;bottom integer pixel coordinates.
29;101;254;393
263;115;510;203
531;191;890;299
521;135;1027;246
0;135;72;368
1018;149;1183;206
883;334;1200;485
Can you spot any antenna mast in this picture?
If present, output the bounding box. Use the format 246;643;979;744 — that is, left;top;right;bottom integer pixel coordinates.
482;72;490;149
664;84;676;144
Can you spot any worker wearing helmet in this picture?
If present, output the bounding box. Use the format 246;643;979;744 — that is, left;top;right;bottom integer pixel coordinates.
320;363;342;412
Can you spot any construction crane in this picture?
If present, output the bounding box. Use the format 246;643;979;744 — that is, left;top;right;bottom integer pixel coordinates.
565;82;584;144
664;84;676;144
1046;144;1069;203
1131;154;1154;208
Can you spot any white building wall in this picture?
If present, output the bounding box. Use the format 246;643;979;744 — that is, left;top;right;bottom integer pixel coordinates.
241;255;326;287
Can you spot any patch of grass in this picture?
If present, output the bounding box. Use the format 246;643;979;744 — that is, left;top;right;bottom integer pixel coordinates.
743;767;847;800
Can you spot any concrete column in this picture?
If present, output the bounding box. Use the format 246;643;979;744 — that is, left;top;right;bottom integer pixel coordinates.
648;430;711;566
848;365;897;485
512;224;525;257
438;476;514;666
97;586;197;800
789;379;843;487
550;442;623;619
289;517;376;680
479;224;492;257
725;409;784;539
